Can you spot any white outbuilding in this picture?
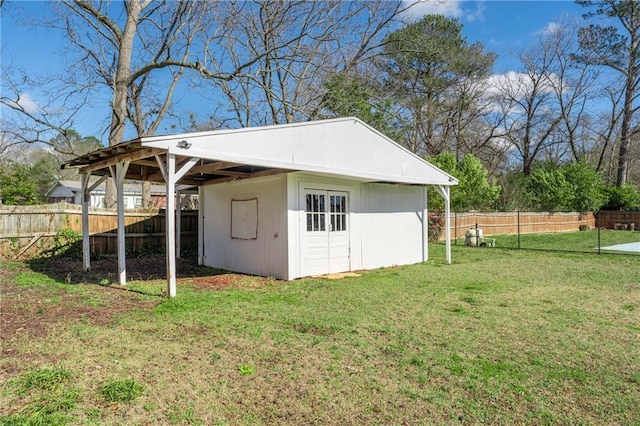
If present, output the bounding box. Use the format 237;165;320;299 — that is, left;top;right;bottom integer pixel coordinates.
65;117;457;297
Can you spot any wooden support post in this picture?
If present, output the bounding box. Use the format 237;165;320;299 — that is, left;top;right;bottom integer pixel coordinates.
81;175;108;272
436;185;452;265
443;186;452;264
198;185;204;266
422;186;428;263
81;173;91;272
444;186;451;264
166;154;177;297
156;155;197;297
176;190;182;259
110;162;130;285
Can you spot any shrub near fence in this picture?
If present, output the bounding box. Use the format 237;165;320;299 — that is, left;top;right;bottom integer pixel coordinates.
0;202;198;260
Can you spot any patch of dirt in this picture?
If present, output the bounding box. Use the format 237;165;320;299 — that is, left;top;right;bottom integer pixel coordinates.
317;272;361;280
26;255;207;284
1;254;283;387
187;274;274;291
0;255;274;352
0;282;161;380
1;281;158;342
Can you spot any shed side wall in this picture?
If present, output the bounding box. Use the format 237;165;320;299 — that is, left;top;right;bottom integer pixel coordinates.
286;174;426;278
357;183;426;270
202;175;288;279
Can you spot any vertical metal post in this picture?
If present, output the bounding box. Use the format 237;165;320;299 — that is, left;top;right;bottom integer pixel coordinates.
597;211;601;254
517;211;521;250
454;211;457;245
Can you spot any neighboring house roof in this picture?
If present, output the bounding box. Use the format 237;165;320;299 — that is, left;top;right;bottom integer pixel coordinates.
45;182;77;198
63;117;458;188
45;179;167;197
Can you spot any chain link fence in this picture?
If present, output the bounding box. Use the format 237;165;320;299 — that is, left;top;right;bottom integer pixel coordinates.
444;211;640;256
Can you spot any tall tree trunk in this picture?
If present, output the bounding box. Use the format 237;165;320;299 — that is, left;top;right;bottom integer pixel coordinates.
616;37;638;186
617;104;632;186
142;180;151;208
104;0;142;208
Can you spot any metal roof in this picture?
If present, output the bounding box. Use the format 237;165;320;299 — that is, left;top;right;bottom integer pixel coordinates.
63;117;458;187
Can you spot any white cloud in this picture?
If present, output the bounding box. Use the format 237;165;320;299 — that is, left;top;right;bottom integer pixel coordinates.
483;71;558;99
536;21;561;36
4;93;41;114
482;71;525;98
465;1;485;23
401;0;485;22
479;71;561;116
402;0;463;20
19;93;41;114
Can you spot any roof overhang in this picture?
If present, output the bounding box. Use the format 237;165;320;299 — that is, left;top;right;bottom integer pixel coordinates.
62;139;290;188
63;118;458;188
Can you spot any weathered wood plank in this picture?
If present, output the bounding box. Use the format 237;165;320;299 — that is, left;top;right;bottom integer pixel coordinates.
0;202;198;259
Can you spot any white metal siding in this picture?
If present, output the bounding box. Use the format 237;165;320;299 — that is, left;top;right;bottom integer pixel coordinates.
357;183;426;270
201;174;426;281
202;175;289;279
285;174;425;279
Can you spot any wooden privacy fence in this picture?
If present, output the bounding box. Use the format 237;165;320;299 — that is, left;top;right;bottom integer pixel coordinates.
0;202;197;260
596;210;640;230
2;204;637;260
448;211;597;241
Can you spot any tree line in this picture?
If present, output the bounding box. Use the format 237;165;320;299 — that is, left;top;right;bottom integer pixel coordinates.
1;0;639;211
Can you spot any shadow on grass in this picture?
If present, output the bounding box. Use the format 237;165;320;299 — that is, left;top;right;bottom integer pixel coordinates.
25;241;227;291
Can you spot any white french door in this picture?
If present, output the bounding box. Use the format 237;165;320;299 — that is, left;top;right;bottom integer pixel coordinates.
302;190;349;275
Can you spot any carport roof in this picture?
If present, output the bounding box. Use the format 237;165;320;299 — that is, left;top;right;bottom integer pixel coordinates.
63;117;458;187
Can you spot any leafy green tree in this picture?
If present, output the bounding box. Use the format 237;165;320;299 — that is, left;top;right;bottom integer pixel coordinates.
0;134;85;205
0;162;45;205
526;165;573;211
381;15;495;156
49;129;102;157
428;152;501;211
575;0;640;186
601;183;640;210
564;161;607;211
495;172;533;211
321;72;394;137
525;161;606;211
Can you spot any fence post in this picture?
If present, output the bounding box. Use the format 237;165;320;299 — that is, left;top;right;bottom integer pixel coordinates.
454;211;457;245
597;211;601;255
517;211;521;249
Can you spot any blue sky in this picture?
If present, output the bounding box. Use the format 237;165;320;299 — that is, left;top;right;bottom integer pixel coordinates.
1;0;591;144
407;0;586;71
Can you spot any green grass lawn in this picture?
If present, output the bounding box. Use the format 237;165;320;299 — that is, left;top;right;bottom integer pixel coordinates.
1;245;639;425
